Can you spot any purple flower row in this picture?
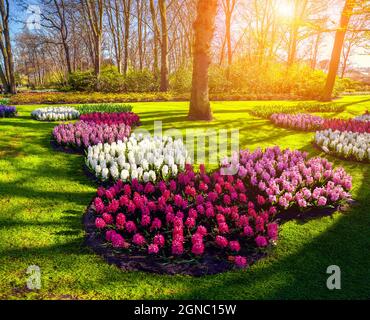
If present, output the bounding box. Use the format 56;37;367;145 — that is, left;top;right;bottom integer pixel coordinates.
270;113;324;131
53;121;131;150
0;105;16;118
224;146;352;211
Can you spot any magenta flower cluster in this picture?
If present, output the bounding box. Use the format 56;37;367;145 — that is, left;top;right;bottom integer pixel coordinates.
270;113;324;131
227;146;352;211
92;163;279;269
53;121;131;150
91;147;352;269
79;112;140;127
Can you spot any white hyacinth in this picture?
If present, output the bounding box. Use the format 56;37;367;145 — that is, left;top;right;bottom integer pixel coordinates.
86;133;191;182
31;107;80;121
314;129;370;162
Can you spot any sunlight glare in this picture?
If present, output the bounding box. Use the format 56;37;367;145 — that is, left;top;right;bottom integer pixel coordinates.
276;1;295;19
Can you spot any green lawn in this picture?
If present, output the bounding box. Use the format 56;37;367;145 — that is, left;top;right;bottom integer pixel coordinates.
0;95;369;299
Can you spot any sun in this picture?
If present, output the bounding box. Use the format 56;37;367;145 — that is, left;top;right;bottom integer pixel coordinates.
276;1;295;19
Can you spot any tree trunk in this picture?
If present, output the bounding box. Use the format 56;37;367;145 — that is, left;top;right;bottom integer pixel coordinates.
321;0;355;101
188;0;218;121
149;0;160;78
159;0;169;92
123;0;131;75
0;0;16;93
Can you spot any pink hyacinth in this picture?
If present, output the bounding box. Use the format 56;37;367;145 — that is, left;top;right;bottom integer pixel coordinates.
171;240;184;255
229;241;241;252
318;196;327;206
133;233;146;246
111;233;125;248
102;212;113;225
255;236;268;247
148;243;159;254
95;217;106;229
125;221;137;233
215;235;228;248
267;223;278;240
234;256;247;268
105;229;117;241
153;234;165;247
191;242;205;255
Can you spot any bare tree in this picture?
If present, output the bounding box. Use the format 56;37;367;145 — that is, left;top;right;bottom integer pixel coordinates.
0;0;16;93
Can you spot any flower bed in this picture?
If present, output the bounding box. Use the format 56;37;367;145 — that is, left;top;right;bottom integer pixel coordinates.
80;112;140;127
85;146;352;275
0;105;17;118
250;102;343;119
270;113;324;131
31;107;80;121
76;103;133;114
315;129;370;162
52;121;131;151
322;118;370;133
353;111;369;122
223;146;352;211
85;134;190;182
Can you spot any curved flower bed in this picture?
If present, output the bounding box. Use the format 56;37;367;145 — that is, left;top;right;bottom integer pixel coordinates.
353;111;369;122
80;112;140;127
322;118;370;133
85;147;352;275
31;107;80;121
269;113;370;133
315;129;370;162
0;105;17;118
85;134;190;182
52;121;131;151
223;146;352;210
270;113;324;131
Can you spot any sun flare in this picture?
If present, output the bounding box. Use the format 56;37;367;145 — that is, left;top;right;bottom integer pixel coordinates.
276;2;295;19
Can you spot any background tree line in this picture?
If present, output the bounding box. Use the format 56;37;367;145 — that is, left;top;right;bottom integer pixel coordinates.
0;0;369;102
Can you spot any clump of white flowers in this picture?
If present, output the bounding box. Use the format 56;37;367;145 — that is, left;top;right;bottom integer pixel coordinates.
354;112;370;122
31;107;80;121
315;129;370;162
85;133;191;182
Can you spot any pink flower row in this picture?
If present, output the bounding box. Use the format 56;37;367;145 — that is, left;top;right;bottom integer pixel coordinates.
270;113;370;133
80;112;140;127
53;121;131;150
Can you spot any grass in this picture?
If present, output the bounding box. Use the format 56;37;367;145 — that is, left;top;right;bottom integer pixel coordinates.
0;95;369;300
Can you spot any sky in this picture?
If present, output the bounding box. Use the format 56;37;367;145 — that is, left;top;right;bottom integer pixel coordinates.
8;0;370;70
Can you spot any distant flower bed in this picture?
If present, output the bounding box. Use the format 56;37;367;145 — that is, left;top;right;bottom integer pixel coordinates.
315;129;370;162
353;111;370;122
80;112;140;127
86;134;190;182
270;113;324;131
31;107;80;121
0;105;17;118
86;146;352;274
76;103;133;115
250;102;343;119
322;118;370;133
52;121;131;151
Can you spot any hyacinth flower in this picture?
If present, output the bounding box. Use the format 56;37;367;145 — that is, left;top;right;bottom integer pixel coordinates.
90;146;352;269
270;113;324;131
85;133;190;182
315;129;370;162
80;112;140;127
52;121;132;151
31;106;80;121
0;105;17;118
